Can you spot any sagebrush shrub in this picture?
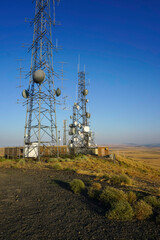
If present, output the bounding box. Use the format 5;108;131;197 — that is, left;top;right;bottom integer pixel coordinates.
48;158;57;163
88;182;102;199
144;196;160;208
91;182;102;190
119;174;132;185
103;174;110;181
106;201;134;221
100;186;127;207
70;179;85;194
88;188;101;199
109;174;132;185
0;158;7;162
18;159;26;165
110;175;121;185
53;163;62;170
127;191;137;204
134;200;153;220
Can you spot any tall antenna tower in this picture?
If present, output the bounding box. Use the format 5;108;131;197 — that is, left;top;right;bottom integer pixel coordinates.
22;0;61;159
76;70;90;147
69;67;95;153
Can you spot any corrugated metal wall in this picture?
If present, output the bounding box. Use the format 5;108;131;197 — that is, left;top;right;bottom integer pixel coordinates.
98;147;109;156
0;148;5;157
0;146;109;158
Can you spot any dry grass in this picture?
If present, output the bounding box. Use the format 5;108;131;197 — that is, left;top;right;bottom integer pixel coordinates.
1;152;160;223
110;145;160;169
0;146;160;196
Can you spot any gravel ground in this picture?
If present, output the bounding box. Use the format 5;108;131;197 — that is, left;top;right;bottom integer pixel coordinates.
0;168;159;240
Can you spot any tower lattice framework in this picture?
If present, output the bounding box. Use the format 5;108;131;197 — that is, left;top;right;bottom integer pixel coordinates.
23;0;60;159
69;70;95;150
77;71;89;147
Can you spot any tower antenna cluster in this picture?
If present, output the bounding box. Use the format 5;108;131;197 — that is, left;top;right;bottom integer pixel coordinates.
69;67;96;154
20;0;97;158
22;0;61;159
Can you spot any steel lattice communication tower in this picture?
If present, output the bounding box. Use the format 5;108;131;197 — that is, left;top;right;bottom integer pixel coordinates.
77;71;90;147
69;69;95;153
22;0;61;159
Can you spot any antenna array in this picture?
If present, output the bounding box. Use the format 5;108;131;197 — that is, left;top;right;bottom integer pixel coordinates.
69;68;95;152
22;0;61;159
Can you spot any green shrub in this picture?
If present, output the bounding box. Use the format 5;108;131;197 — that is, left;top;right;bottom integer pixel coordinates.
134;200;153;220
0;158;12;162
48;158;57;163
0;158;8;162
88;182;102;199
64;158;72;162
119;174;132;185
106;201;134;221
70;179;85;194
91;182;102;190
52;163;62;170
110;174;132;185
144;196;160;208
127;191;137;204
88;188;101;199
75;154;88;161
110;175;121;185
100;186;127;208
103;174;110;181
64;167;75;172
18;159;26;165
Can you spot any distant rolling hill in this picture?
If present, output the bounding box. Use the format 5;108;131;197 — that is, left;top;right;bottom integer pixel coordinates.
124;143;160;147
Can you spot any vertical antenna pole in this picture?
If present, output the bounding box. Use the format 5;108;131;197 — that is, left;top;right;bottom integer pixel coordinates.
78;54;80;73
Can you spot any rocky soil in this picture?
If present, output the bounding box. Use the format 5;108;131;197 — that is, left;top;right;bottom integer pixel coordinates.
0;168;159;240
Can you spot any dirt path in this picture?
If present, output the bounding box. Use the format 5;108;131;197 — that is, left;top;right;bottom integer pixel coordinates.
0;168;159;240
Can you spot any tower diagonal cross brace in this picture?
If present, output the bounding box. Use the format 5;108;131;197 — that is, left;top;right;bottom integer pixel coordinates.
23;0;61;159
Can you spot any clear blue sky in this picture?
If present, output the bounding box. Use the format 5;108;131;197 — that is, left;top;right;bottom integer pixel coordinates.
0;0;160;146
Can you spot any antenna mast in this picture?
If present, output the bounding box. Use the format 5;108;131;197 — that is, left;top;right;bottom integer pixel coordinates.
17;59;25;89
22;0;61;159
69;66;95;153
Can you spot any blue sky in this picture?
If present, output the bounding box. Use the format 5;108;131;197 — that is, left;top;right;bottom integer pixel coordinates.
0;0;160;146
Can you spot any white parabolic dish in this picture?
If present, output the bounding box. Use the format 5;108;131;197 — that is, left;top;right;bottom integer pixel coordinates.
33;69;45;84
83;126;90;132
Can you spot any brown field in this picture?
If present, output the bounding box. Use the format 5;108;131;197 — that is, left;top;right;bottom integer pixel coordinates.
109;145;160;169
